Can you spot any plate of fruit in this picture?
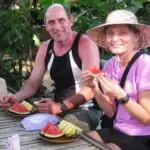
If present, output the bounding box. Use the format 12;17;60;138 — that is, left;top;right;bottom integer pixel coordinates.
39;120;83;143
5;100;36;117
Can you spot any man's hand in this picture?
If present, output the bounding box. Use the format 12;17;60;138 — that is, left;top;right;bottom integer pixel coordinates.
36;98;62;114
0;95;18;107
82;70;96;89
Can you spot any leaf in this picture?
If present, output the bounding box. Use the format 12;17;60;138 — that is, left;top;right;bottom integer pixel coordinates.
39;0;53;8
33;34;41;47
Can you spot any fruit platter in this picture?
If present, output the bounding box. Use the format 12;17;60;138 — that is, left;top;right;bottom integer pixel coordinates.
6;100;35;117
39;120;83;143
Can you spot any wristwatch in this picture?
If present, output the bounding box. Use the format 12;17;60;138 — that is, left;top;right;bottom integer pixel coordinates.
117;94;130;104
60;101;68;112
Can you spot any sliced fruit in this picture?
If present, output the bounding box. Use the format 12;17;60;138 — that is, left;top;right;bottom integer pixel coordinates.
33;101;39;105
58;120;83;137
21;100;33;111
8;102;30;115
89;66;103;75
40;122;64;138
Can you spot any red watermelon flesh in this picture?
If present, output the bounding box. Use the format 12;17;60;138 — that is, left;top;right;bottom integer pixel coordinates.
41;122;64;138
8;102;30;114
89;66;103;75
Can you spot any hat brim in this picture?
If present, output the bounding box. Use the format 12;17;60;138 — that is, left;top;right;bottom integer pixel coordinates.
87;23;150;50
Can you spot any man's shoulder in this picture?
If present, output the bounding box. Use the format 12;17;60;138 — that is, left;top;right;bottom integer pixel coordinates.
78;34;96;49
36;39;52;59
79;34;92;42
41;39;51;47
38;39;51;52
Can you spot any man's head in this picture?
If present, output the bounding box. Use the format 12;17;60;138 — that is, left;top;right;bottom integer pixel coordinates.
44;4;73;43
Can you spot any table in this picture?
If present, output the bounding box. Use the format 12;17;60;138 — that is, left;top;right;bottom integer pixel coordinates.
0;109;109;150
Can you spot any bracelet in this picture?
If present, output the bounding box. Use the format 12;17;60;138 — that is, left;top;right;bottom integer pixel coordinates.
117;94;129;104
60;101;68;112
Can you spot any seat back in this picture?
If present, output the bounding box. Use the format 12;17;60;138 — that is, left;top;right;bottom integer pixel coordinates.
0;78;7;96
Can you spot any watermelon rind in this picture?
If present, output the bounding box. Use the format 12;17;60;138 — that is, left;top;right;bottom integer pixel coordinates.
7;102;31;115
7;108;30;115
40;130;64;138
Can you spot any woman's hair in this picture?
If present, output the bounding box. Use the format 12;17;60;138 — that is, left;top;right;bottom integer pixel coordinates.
103;24;140;34
128;24;140;35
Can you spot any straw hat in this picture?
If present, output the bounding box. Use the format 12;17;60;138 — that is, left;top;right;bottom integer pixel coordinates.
87;9;150;50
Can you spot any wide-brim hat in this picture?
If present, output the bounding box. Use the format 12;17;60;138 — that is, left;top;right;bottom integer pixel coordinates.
87;9;150;50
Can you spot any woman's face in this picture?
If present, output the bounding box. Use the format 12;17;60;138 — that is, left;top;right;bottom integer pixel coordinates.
105;25;137;55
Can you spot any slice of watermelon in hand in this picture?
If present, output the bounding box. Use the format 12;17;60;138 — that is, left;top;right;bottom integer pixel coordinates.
8;102;30;115
89;66;104;76
40;122;64;138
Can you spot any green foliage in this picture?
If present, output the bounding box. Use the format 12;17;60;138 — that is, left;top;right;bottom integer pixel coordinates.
72;0;146;33
0;0;39;89
39;0;71;10
0;9;34;59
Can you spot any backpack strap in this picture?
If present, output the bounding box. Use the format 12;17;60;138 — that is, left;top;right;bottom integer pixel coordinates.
114;50;146;120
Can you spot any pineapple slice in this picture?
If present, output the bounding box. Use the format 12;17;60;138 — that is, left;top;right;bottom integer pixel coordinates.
21;101;33;111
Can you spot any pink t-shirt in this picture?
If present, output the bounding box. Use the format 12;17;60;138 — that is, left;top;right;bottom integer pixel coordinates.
103;53;150;136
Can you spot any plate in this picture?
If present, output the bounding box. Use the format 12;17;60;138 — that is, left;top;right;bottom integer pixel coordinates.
39;132;80;143
5;109;31;118
5;100;36;117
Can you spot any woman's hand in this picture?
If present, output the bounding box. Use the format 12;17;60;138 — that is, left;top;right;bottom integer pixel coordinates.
97;75;126;99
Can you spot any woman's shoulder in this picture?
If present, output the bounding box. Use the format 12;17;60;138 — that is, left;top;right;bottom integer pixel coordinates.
139;53;150;62
137;53;150;68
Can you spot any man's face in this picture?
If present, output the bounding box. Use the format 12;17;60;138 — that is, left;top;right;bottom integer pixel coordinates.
45;6;73;43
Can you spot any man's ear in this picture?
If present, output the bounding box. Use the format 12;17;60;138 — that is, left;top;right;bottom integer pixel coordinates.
70;15;74;27
45;25;48;32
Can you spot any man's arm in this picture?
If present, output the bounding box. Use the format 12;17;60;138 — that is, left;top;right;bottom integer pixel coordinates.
61;35;100;110
14;42;49;101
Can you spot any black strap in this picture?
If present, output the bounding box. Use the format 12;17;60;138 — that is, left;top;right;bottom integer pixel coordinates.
71;33;82;69
113;50;145;119
45;39;54;68
119;50;145;88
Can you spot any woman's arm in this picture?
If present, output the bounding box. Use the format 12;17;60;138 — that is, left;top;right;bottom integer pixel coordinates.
93;82;116;118
122;90;150;125
97;74;150;125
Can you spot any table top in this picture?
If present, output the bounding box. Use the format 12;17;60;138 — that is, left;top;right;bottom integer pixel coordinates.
0;109;108;150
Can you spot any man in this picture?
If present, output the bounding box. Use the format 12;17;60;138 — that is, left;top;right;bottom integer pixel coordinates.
0;3;102;132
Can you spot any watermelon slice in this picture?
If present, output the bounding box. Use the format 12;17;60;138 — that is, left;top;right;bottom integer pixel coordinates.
89;66;103;76
8;102;30;115
40;122;64;138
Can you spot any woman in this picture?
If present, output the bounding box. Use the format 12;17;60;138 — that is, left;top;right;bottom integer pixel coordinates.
83;9;150;150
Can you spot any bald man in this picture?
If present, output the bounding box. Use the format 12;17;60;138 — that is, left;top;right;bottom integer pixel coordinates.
0;3;102;132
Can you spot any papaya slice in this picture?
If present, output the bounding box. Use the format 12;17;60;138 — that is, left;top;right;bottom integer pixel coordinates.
8;102;30;115
89;66;103;76
40;122;64;138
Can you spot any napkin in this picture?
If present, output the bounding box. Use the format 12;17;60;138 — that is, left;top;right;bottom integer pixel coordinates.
21;113;59;131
